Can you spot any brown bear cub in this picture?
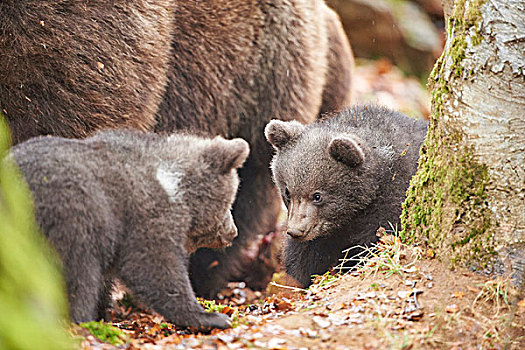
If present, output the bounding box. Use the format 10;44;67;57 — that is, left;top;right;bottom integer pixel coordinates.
10;130;249;330
265;105;428;287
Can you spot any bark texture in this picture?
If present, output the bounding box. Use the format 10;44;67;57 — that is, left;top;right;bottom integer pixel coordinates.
402;0;524;289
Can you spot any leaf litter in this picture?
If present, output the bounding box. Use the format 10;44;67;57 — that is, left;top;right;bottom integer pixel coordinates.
79;226;524;349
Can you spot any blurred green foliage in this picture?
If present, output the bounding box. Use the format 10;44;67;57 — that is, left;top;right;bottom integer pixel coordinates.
0;115;73;349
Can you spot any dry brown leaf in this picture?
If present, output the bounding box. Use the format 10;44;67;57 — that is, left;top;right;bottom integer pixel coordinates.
208;260;220;269
312;315;331;329
277;300;293;312
517;299;525;314
446;304;460;313
466;285;479;293
452;291;465;299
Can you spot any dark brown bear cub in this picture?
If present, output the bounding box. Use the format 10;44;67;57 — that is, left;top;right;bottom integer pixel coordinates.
265;105;428;287
10;130;249;330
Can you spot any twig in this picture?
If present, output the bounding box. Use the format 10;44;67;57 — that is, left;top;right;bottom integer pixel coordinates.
268;282;308;293
413;290;421;309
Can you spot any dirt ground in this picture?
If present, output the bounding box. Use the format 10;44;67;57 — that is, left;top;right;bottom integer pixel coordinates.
78;232;524;350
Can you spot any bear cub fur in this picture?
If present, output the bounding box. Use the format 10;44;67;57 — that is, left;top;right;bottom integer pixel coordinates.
10;130;249;330
265;105;428;287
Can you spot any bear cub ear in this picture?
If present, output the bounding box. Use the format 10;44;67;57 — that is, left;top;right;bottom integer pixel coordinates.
328;136;365;167
207;137;250;174
265;119;305;150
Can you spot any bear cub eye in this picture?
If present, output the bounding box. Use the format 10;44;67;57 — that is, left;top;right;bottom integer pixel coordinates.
312;192;323;205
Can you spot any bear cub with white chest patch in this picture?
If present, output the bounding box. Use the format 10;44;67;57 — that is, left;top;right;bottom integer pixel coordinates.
265;105;428;287
10;130;249;330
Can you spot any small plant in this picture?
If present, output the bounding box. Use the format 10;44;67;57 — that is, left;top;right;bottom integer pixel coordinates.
197;298;239;327
79;320;128;346
197;298;230;313
309;271;341;292
338;225;416;279
473;277;511;315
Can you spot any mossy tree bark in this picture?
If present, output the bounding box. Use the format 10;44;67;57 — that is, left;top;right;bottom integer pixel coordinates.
401;0;524;289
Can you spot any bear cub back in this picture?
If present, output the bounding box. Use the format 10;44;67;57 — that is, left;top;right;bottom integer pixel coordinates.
265;105;428;287
10;130;249;330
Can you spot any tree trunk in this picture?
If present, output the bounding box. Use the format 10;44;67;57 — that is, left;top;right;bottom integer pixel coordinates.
401;0;524;291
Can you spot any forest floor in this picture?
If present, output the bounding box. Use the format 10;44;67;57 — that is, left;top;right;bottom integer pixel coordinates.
76;230;525;350
75;60;524;349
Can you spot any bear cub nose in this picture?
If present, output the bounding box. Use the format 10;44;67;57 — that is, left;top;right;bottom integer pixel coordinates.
287;228;305;239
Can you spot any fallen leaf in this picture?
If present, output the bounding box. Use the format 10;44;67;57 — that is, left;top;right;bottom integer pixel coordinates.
403;266;418;273
277;300;293;312
517;299;525;314
208;260;220;269
446;304;459;313
221;306;236;316
268;338;286;349
312;315;331;329
217;333;236;344
397;290;411;299
182;337;200;347
361;291;377;299
452;291;465;299
426;249;435;259
406;310;424;321
313;311;329;317
375;58;393;74
423;274;433;281
299;327;318;338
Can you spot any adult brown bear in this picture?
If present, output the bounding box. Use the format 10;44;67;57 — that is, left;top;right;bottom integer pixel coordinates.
0;0;353;296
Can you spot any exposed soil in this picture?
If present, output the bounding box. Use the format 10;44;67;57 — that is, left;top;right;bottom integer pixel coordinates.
78;233;524;349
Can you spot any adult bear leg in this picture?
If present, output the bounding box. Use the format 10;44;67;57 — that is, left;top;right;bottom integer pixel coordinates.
318;6;354;116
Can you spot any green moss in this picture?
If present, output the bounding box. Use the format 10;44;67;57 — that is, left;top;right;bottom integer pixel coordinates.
429;0;486;83
453;0;486;25
401;121;495;267
401;0;496;269
80;320;128;346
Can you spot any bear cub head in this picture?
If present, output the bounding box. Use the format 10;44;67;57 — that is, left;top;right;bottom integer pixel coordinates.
264;118;390;242
156;134;250;252
10;130;250;328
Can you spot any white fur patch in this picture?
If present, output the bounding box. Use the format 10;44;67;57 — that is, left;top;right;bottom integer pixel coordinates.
156;163;184;203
